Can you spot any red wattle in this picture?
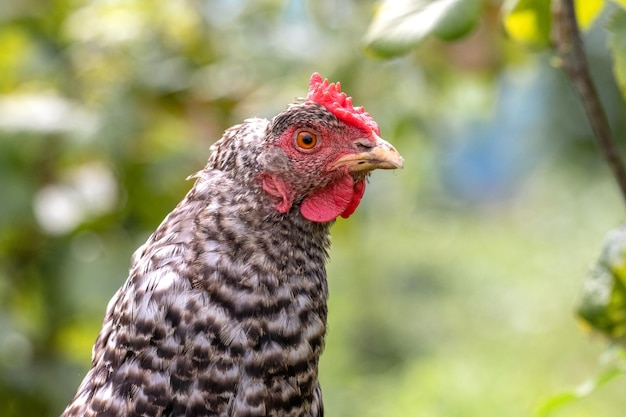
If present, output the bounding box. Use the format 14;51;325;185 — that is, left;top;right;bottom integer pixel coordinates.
340;180;366;219
300;176;365;223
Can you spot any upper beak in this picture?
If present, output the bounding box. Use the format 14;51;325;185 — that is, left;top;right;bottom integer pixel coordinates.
330;134;404;173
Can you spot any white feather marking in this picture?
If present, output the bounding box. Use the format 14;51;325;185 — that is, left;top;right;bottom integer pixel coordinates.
143;268;179;292
151;244;182;261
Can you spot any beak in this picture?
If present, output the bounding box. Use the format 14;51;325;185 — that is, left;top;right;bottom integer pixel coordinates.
330;133;404;173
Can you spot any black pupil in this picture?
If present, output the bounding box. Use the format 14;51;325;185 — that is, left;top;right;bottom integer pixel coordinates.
301;134;314;146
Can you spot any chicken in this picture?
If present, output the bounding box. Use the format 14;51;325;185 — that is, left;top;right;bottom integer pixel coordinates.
60;73;403;417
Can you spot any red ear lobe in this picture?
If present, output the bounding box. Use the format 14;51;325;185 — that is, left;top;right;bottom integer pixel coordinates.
300;175;365;223
261;174;295;213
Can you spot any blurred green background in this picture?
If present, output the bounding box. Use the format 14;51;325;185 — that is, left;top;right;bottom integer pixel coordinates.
1;0;626;416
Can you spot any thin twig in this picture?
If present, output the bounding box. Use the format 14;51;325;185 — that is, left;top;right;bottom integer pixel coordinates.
551;0;626;204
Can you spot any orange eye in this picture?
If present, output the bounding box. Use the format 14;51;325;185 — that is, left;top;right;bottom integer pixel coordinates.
295;131;318;150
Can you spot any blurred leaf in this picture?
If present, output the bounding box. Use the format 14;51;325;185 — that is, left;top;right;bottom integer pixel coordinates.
535;367;624;417
0;25;33;92
502;0;551;47
575;0;605;30
432;0;482;41
577;226;626;345
608;8;626;99
535;392;578;417
503;0;603;48
363;0;481;58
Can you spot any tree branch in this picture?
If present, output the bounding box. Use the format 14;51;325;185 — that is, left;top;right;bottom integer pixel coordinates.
551;0;626;204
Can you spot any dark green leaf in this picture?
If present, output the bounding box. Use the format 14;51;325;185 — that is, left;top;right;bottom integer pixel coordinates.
433;0;481;41
577;226;626;346
363;0;481;58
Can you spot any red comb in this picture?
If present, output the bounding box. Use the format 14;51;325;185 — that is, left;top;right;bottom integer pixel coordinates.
306;73;380;135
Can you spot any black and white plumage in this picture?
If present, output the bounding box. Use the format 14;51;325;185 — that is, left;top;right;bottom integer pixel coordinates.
61;73;402;417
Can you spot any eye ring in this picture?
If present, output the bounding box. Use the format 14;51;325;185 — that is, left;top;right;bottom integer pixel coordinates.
295;130;319;151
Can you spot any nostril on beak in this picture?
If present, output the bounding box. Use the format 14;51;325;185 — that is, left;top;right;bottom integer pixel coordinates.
354;138;374;151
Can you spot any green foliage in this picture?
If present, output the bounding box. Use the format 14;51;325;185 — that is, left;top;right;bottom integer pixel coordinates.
492;0;605;48
502;0;553;47
575;0;606;29
608;8;626;98
501;0;603;47
363;0;626;414
536;363;625;417
2;0;626;417
578;227;626;344
363;0;482;58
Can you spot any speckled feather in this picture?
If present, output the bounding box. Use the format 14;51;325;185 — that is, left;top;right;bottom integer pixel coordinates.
59;103;356;417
